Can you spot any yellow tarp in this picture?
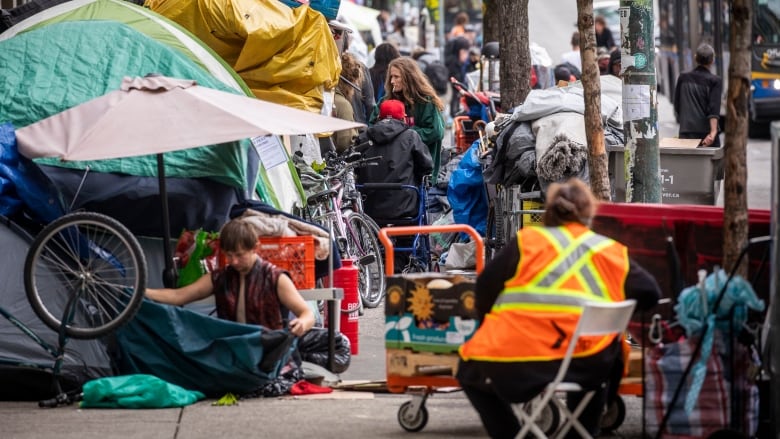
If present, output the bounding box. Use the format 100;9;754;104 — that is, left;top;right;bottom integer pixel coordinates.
145;0;341;112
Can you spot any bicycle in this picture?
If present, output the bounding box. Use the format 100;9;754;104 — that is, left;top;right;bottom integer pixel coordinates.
297;150;386;309
2;211;146;406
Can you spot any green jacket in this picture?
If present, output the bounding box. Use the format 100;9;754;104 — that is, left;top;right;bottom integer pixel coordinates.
370;95;444;182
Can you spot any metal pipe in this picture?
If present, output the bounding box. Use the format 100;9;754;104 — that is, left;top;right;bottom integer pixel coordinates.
769;121;780;439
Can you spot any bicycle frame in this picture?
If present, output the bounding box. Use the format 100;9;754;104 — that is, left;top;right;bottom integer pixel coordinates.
298;153;387;307
0;306;64;368
0;293;83;407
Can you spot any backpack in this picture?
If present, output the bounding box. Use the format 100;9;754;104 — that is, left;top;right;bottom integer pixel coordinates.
417;55;450;95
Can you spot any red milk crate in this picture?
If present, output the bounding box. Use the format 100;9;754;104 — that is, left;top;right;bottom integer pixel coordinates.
256;236;316;289
218;235;316;289
453;116;480;153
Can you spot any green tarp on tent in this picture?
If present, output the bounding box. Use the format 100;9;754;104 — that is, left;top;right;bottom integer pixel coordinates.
0;0;251;95
0;19;249;189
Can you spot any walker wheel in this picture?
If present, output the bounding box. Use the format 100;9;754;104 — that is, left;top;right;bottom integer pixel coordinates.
600;395;626;433
397;400;428;432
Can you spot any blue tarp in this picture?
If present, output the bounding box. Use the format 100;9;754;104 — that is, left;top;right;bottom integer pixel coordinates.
447;141;487;236
0;122;65;224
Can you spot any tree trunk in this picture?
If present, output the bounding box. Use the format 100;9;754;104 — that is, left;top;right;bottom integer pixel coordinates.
722;0;752;276
577;0;610;200
498;0;530;108
482;0;499;46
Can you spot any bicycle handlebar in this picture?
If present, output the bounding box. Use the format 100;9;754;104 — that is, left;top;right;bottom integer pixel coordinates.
357;182;417;190
324;155;381;180
378;224;485;275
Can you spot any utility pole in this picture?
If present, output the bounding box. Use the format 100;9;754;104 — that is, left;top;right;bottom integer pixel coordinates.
619;0;660;202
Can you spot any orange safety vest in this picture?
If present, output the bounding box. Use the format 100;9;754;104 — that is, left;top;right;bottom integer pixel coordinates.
459;223;629;363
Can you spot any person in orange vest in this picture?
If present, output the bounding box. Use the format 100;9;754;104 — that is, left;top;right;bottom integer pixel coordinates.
457;178;661;438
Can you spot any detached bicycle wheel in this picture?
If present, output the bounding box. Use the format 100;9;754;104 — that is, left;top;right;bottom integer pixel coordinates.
345;212;385;308
24;212;146;339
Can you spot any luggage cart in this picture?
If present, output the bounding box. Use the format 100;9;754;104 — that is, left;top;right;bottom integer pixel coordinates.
378;224;484;432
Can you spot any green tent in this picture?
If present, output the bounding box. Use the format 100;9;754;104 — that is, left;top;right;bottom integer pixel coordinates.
0;0;251;95
0;0;305;208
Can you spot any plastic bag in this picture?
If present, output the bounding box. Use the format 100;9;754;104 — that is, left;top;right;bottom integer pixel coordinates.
442;241;477;270
80;374;205;409
298;328;351;374
430;210;456;256
447;142;488;235
175;229;219;287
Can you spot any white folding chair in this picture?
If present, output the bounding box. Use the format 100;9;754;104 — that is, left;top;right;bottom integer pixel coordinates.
515;300;637;439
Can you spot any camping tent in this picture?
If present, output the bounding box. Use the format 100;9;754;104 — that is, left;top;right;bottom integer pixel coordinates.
0;19;255;235
0;0;306;213
145;0;341;114
0;219;113;400
0;0;249;95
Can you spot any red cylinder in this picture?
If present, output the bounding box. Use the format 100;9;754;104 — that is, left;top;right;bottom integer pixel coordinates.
332;258;359;355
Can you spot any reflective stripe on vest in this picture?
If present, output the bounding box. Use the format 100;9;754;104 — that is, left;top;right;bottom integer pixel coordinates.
459;225;629;363
530;228;613;293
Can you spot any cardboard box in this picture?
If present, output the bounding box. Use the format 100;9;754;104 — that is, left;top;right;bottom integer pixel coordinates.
384;273;478;354
386;348;461;377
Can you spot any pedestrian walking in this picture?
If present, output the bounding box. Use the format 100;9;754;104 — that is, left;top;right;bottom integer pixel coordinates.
673;43;723;148
594;16;616;52
560;31;582;74
369;42;401;101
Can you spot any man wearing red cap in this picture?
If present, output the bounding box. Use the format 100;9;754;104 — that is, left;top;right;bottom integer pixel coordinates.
356;99;432;222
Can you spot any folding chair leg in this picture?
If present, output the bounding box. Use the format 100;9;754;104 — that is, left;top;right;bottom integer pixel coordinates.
552;391;595;439
516;394;554;439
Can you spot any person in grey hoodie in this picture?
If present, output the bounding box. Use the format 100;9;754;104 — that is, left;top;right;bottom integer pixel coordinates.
356;99;433;221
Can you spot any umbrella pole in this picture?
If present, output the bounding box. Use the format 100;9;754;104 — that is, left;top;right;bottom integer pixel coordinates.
158;153;177;288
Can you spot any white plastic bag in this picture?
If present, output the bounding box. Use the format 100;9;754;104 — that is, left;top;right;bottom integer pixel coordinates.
443;241;476;270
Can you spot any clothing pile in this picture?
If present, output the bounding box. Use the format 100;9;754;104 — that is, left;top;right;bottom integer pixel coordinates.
483;77;625;194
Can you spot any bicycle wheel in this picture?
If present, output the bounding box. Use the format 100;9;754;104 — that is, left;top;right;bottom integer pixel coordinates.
345;212;385;308
24;212;146;339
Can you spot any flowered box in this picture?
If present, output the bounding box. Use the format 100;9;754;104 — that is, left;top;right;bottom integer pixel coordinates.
384;273;478;354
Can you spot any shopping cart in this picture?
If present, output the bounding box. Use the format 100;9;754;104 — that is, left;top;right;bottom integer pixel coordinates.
378;224;483;432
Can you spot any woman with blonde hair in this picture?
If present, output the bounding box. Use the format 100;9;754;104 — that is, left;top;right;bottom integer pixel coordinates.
332;52;363;153
369;57;445;180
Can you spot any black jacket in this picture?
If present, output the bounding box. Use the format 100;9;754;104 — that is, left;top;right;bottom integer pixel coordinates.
355;119;433;220
674;66;723;137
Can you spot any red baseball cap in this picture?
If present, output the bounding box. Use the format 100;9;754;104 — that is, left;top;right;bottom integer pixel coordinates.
379;99;406;120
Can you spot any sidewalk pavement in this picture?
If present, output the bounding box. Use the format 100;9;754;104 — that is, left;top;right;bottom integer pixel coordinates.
0;304;648;439
1;92;680;439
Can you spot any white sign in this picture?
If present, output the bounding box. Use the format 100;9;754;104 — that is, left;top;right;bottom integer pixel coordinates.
251;135;288;170
622;84;651;121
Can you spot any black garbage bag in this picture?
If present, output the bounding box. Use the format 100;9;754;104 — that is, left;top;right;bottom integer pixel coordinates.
298;328;351;374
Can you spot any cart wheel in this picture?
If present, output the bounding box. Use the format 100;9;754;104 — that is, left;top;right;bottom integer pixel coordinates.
398;400;429;432
24;212;146;339
520;399;561;436
600;395;626;433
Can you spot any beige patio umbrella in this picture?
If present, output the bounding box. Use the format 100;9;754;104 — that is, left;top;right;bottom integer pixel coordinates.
15;75;363;286
16;75;361;161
